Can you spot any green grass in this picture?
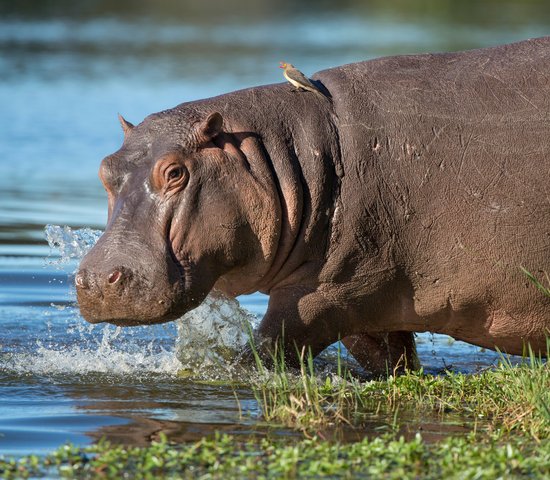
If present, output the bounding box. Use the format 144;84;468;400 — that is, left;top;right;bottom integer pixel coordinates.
1;432;549;479
249;339;549;439
249;342;365;430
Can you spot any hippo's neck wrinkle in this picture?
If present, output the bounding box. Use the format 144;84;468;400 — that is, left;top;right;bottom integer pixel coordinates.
252;139;306;293
257;135;341;292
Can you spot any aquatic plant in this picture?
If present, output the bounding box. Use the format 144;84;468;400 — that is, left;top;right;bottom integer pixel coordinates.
1;431;549;479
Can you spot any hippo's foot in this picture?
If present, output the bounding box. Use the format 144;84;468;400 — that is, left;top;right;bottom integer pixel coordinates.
342;331;419;377
234;332;278;370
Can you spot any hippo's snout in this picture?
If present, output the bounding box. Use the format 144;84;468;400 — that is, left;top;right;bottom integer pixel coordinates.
75;265;139;324
75;233;193;327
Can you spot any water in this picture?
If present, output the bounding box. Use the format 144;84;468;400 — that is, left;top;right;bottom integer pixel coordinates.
1;0;547;457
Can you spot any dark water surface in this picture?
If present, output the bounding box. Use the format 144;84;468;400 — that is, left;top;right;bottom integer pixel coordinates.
1;1;548;457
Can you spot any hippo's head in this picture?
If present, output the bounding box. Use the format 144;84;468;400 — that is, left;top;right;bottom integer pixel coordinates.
76;107;279;326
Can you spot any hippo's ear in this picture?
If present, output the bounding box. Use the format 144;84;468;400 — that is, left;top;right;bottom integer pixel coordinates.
118;114;134;136
195;112;223;145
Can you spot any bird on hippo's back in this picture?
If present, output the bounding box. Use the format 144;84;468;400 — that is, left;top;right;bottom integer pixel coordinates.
279;61;327;99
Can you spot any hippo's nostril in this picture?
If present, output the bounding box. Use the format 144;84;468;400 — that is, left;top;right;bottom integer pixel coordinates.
75;272;88;289
108;270;123;285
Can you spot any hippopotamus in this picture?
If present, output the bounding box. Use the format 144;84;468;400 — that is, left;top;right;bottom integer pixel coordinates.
76;37;550;374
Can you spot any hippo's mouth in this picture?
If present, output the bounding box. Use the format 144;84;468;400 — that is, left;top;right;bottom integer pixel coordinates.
167;219;191;292
168;248;191;294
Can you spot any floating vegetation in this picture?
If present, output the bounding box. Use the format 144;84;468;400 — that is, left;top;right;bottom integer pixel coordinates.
2;431;549;480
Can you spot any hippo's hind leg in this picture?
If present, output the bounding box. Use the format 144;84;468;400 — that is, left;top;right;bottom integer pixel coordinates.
342;331;419;377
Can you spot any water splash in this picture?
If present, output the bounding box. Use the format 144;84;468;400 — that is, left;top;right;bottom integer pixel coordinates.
45;224;103;266
32;224;259;377
6;326;181;376
176;291;259;373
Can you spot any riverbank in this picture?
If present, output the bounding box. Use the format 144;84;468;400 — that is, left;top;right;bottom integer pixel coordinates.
2;349;547;479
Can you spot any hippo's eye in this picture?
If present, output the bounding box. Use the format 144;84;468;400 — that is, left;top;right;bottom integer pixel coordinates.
167;167;183;181
152;156;188;194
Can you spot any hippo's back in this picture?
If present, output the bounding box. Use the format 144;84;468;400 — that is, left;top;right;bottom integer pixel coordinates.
317;36;550;125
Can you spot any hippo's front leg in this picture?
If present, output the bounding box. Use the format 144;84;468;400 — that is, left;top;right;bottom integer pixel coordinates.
257;287;419;375
256;286;340;366
342;332;419;377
